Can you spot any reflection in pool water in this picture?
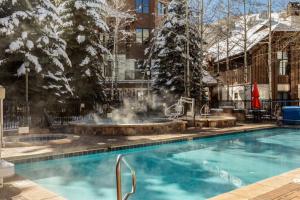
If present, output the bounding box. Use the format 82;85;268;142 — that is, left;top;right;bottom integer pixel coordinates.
16;128;300;200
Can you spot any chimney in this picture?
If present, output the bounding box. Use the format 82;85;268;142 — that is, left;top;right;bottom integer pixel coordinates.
287;2;300;16
287;2;300;29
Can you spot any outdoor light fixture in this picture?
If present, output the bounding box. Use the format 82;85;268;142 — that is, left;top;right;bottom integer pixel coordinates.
0;86;15;188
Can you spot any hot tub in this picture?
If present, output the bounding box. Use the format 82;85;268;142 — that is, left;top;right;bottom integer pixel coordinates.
5;134;79;147
69;118;187;136
282;106;300;125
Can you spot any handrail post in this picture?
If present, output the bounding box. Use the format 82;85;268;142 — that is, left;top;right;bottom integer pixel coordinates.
116;155;123;200
116;155;136;200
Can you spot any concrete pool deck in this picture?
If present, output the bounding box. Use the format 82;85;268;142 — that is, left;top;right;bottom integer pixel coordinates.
209;168;300;200
1;175;66;200
2;123;300;200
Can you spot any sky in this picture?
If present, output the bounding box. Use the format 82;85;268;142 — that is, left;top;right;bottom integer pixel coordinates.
190;0;300;22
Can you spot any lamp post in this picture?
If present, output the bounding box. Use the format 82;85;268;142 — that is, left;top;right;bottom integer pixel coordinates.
185;0;190;97
147;70;151;100
25;62;30;127
0;86;5;160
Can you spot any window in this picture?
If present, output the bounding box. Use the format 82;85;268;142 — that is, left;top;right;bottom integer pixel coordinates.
277;51;289;75
125;70;134;80
136;0;150;14
136;28;150;43
136;28;143;43
158;2;166;16
277;92;289;100
137;90;145;101
234;93;238;100
105;61;112;77
135;61;144;79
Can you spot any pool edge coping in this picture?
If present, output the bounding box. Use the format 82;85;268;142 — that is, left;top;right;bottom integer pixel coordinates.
8;124;277;164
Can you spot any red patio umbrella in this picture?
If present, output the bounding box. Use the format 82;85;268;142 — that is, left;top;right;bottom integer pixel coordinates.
252;81;261;110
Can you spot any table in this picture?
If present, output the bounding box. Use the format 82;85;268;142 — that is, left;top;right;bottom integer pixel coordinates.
249;109;267;122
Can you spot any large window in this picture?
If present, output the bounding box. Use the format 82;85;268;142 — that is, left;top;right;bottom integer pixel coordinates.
125;70;134;80
135;61;144;79
136;0;150;14
158;2;166;16
136;28;150;43
277;51;289;75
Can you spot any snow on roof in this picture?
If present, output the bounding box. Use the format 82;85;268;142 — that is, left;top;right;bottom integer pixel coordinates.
208;12;300;62
202;69;217;85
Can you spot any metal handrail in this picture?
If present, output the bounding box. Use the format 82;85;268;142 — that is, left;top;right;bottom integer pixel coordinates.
116;155;136;200
164;103;183;119
200;103;210;117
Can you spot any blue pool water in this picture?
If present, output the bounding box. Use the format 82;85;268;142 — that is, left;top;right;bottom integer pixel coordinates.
16;128;300;200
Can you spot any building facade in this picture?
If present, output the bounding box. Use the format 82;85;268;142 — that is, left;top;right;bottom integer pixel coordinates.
208;2;300;105
107;0;170;102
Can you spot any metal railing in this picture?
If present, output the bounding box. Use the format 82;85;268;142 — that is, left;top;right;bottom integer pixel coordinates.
116;155;136;200
3;101;29;130
200;103;210;117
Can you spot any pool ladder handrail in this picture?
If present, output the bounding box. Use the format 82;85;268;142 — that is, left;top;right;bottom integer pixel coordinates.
200;103;210;118
116;155;137;200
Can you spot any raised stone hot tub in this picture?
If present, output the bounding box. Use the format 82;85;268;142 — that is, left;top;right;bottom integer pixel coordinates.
69;118;187;136
187;116;237;128
5;134;79;147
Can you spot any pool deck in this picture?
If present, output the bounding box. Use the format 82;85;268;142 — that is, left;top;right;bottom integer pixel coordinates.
2;123;300;200
1;175;65;200
209;168;300;200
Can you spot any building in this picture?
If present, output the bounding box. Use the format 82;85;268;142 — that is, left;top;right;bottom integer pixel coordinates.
208;2;300;106
106;0;170;102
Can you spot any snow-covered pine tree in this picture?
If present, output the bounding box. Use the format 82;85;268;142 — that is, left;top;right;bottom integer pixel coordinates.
58;0;109;105
145;0;204;101
0;0;72;102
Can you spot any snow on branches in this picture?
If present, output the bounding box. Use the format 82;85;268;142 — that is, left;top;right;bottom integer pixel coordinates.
0;0;73;99
145;0;204;100
58;0;109;102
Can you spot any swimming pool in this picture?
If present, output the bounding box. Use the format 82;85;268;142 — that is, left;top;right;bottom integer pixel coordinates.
16;128;300;200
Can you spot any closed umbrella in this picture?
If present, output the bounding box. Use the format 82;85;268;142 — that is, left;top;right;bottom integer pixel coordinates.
252;81;261;110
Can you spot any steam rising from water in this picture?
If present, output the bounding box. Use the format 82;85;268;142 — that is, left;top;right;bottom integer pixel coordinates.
82;97;167;125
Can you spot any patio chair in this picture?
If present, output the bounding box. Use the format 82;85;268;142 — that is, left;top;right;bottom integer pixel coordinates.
245;110;254;121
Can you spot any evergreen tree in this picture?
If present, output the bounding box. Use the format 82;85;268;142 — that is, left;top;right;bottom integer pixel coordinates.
58;0;109;105
0;0;72;102
145;0;204;101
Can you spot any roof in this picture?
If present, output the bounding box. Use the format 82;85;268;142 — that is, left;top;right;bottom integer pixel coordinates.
202;69;217;85
208;12;300;62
